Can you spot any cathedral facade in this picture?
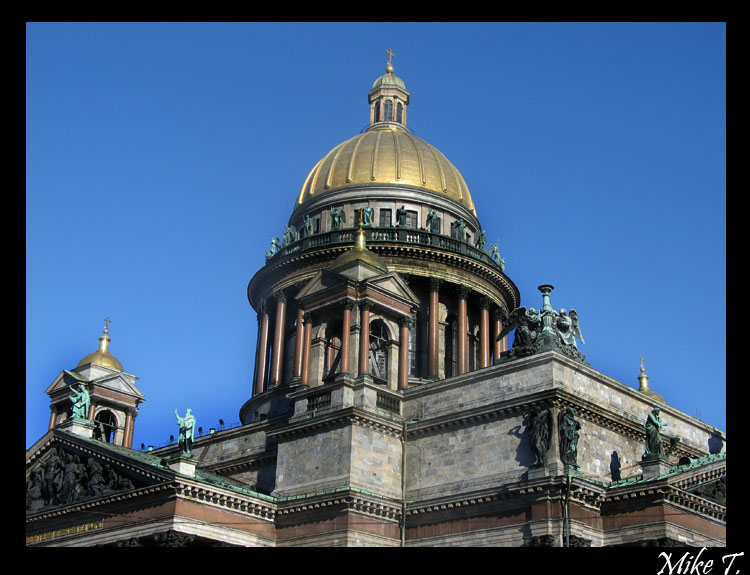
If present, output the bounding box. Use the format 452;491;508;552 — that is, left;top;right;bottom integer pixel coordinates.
26;57;725;547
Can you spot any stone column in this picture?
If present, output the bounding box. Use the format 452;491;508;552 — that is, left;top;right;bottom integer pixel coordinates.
269;290;287;387
457;286;470;375
340;301;353;375
87;401;96;422
479;296;491;369
358;301;372;376
398;316;413;390
254;301;270;395
493;308;506;362
124;407;137;449
428;278;442;379
301;312;313;387
293;305;305;379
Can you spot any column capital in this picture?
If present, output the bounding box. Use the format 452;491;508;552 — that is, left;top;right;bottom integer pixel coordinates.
341;299;355;311
492;307;508;322
273;290;287;303
399;316;414;329
480;295;492;310
429;277;443;292
457;285;471;300
359;299;372;312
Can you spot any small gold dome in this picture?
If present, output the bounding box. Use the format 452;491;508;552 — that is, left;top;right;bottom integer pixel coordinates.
294;126;476;217
637;357;666;404
76;320;124;372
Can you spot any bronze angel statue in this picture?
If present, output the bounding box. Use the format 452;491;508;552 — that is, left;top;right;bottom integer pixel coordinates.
496;306;542;348
556;309;584;349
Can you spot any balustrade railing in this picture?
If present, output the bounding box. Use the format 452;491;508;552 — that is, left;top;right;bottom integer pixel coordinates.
269;226;503;270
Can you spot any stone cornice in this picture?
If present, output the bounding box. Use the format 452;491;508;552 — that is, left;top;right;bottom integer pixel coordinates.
26;481;177;524
203;450;277;476
268;405;404;441
275;488;402;524
173;478;276;521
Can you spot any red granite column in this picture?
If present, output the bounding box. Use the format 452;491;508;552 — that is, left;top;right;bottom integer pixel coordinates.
479;296;490;369
493;308;507;360
301;312;313;387
269;291;287;387
398;316;412;390
359;301;371;376
293;305;304;379
457;286;469;375
254;301;270;395
428;278;442;378
124;408;135;448
340;302;352;375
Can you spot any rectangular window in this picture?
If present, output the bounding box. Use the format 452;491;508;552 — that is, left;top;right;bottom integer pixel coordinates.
406;210;418;229
379;209;392;227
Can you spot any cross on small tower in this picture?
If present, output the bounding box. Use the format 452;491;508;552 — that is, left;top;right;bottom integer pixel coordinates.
104;317;111;332
386;48;395;67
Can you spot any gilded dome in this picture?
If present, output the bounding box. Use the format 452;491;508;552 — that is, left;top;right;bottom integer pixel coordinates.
76;350;124;372
76;322;124;372
294;125;476;217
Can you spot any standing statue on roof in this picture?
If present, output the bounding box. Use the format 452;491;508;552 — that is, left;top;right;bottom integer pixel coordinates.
643;407;668;459
175;409;197;456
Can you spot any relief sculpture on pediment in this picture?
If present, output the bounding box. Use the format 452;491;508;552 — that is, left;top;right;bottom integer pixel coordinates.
26;446;137;513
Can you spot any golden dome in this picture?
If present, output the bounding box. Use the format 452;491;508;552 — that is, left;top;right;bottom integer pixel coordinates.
294;125;476;217
330;228;388;276
76;320;124;372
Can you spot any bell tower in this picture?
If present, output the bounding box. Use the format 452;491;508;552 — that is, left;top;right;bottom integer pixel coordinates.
44;319;145;448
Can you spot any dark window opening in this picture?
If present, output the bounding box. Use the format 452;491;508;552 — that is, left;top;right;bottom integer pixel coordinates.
369;321;389;380
445;316;457;378
379;209;392;227
384;100;393;122
406;210;418;229
94;411;118;443
396;102;403;124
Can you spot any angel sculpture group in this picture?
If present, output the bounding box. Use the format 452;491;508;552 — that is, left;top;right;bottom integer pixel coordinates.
496;285;587;364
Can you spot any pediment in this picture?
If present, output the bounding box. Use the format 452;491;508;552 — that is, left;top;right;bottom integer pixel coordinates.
295;269;350;301
26;428;170;516
46;369;144;401
362;272;419;307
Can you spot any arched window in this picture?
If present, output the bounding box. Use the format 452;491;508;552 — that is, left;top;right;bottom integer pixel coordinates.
94;410;118;443
384;100;393;122
396;102;403;124
374;102;380;123
369;320;389;381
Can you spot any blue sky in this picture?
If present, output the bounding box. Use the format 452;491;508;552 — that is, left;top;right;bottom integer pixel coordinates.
26;22;726;450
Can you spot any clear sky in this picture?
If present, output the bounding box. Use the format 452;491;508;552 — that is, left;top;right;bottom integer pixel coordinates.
26;22;726;450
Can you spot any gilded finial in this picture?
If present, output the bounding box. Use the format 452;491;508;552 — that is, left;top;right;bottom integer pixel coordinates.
385;48;395;73
99;317;112;353
638;356;649;391
355;209;366;250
